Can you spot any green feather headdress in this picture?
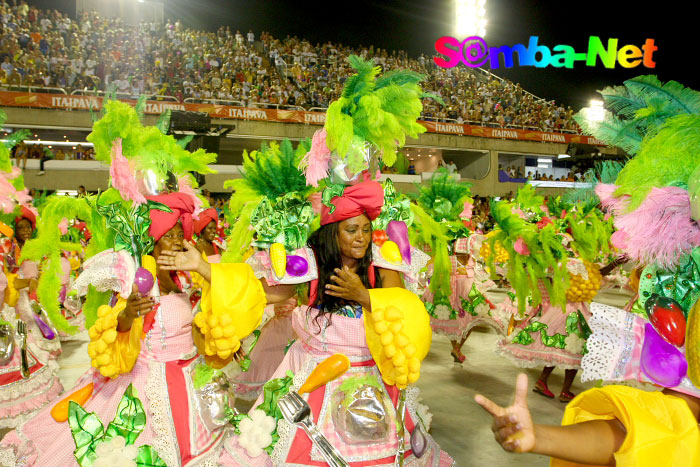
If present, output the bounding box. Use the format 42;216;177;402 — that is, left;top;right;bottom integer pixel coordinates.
222;138;318;262
324;55;440;168
575;75;700;210
412;169;472;241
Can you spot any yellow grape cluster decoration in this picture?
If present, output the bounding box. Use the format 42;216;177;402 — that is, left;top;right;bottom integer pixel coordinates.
480;234;509;263
193;310;241;361
566;260;602;302
369;306;420;388
87;304;120;378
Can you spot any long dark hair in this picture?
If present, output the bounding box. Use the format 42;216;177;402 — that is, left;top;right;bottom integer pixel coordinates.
307;219;381;323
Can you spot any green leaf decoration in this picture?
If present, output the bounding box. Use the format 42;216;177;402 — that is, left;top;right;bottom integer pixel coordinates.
69;401;105;466
250;193;314;250
321;184;346;215
373;179;414;231
252;370;294;454
104;384;147;445
135;445;168;467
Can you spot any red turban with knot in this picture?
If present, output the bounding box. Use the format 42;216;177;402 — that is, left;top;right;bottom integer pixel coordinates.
320;180;384;226
147;193;196;242
15;205;36;230
194;208;218;235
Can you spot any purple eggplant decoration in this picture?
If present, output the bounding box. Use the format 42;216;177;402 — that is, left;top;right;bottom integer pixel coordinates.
286;255;309;277
33;312;56;340
640;323;687;387
134;267;155;295
386;220;411;264
410;423;427;458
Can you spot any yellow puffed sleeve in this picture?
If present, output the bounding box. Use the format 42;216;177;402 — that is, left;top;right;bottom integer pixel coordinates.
363;288;432;388
87;300;143;378
3;270;19;307
551;385;700;467
193;263;266;366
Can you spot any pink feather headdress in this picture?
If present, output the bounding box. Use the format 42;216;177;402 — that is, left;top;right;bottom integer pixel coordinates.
299;129;331;187
110;138;146;205
596;184;700;268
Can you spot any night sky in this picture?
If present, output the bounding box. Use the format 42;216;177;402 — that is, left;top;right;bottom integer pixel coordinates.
35;0;692;110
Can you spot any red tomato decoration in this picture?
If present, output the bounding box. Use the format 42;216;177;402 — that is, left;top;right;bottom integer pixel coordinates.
645;294;687;347
372;229;389;246
536;217;553;229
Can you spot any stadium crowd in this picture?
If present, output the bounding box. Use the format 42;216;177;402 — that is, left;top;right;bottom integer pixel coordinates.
0;1;578;132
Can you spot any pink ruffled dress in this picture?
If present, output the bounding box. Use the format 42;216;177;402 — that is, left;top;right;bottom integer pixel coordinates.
498;280;591;370
15;260;62;358
0;270;63;431
0;293;228;466
234;297;297;401
220;308;454;466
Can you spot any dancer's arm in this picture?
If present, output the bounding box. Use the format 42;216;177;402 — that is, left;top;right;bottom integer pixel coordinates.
475;373;626;466
157;241;295;304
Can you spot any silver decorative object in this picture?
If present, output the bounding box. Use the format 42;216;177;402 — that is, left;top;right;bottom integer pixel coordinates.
330;384;391;445
278;390;349;467
195;374;236;432
17;320;30;379
0;323;15;365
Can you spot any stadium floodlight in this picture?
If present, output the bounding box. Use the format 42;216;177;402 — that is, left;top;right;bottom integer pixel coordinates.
455;0;487;38
557;154;571;159
585;99;606;122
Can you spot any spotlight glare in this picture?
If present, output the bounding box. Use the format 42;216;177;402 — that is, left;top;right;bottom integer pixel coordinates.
455;0;487;38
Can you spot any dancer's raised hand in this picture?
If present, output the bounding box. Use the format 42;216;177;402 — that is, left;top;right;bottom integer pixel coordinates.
474;373;536;453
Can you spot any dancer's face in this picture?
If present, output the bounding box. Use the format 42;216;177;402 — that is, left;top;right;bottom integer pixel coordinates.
16;219;33;242
202;221;217;242
156;223;184;255
337;214;371;260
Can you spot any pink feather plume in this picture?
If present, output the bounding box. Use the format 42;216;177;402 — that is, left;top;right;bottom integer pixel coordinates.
0;171;31;213
110;138;146;205
300;129;331;187
58;218;69;235
601;185;700;268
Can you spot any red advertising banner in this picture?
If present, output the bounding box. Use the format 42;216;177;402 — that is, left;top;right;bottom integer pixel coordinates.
0;91;606;146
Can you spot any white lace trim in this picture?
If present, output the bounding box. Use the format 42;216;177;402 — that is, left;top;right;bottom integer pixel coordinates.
372;244;430;297
0;358;60;403
73;249;137;299
580;302;635;383
0;448;17;467
146;361;180;467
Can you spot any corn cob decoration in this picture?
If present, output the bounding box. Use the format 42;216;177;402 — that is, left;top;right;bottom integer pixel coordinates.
270;242;287;279
566;260;602;302
480;233;509;263
193;310;240;360
87;303;121;378
686;298;700;388
368;306;420;388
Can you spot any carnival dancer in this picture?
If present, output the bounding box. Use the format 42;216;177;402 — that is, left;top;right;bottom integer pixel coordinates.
194;207;222;263
491;188;610;402
2;206;62;358
193;54;450;465
0;100;267;466
477;75;700;465
162;179;453;466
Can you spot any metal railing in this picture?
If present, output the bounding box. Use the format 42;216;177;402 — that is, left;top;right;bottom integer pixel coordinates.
0;84;67;94
183;97;245;106
70;89;180;102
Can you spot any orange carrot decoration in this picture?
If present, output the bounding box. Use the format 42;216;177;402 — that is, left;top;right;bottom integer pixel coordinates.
51;382;95;422
298;353;350;395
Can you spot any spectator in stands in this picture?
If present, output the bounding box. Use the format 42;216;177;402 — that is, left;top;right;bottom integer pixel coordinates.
77;185;86;197
36;145;52;175
446;160;457;173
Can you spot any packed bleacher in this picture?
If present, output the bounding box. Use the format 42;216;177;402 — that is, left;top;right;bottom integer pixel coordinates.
0;1;579;133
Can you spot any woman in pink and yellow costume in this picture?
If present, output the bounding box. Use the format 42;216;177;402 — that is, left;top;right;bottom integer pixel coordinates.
476;76;700;466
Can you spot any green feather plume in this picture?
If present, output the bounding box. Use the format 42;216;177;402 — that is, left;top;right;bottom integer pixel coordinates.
409;203;451;301
87;100;216;183
324;55;434;168
20;195;114;332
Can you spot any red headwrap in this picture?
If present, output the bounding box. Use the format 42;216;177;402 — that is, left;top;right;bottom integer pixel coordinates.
320;181;384;226
194;208;218;235
147;193;195;241
15;205;36;230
